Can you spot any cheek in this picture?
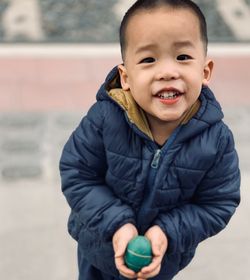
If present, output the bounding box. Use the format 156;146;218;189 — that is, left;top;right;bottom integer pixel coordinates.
130;77;147;93
188;70;204;89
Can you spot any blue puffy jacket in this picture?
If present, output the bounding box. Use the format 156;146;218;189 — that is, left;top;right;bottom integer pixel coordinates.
59;66;240;280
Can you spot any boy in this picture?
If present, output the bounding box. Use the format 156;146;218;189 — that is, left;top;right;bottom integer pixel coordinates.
59;0;240;279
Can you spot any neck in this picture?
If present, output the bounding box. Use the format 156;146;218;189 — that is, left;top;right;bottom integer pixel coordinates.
145;100;201;146
146;116;180;146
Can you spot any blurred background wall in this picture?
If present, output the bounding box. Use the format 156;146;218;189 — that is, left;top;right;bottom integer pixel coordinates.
0;1;249;280
1;0;250;43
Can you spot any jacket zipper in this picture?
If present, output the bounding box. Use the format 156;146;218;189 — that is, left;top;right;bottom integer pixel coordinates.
136;127;181;234
151;149;161;169
136;149;161;233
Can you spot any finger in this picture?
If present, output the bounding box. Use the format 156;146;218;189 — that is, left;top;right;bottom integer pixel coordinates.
114;240;127;258
139;254;161;274
118;264;137;279
114;254;124;269
151;240;165;257
138;264;161;279
115;256;137;279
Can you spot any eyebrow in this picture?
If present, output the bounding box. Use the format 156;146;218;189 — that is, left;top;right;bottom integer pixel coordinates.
134;43;156;54
134;40;195;54
173;40;195;49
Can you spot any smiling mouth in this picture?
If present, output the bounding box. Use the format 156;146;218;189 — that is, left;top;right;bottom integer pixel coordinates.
156;91;182;100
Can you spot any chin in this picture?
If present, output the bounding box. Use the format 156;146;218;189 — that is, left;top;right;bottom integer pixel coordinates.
160;114;183;123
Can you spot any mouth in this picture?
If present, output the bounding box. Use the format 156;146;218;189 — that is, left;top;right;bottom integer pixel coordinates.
156;91;182;100
154;88;183;105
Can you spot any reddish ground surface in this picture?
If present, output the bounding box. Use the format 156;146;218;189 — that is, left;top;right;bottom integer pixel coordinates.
0;55;249;111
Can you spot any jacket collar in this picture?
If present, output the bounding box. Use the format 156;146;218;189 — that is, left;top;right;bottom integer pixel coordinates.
108;88;200;141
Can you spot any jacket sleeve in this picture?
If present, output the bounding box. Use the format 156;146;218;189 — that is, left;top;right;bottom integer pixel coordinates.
59;102;135;275
155;126;240;255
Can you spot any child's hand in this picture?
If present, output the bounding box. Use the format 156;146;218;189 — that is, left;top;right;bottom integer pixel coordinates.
137;225;168;280
112;223;138;279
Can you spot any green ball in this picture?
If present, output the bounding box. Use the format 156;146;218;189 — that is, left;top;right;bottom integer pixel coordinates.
124;236;152;272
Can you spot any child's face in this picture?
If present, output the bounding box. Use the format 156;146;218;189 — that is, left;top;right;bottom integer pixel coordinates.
119;6;213;126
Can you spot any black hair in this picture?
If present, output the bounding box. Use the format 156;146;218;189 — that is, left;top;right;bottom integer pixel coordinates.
119;0;208;60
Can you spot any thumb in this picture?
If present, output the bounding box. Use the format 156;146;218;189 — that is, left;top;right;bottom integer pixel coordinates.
151;241;161;257
114;239;128;258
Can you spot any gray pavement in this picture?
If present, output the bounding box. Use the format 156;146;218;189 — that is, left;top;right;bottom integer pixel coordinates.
0;107;249;280
0;112;81;280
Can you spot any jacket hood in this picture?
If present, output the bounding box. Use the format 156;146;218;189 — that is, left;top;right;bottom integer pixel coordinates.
97;66;155;139
96;65;123;100
96;66;224;142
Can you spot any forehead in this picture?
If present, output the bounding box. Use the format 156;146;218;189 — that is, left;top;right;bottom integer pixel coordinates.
125;6;202;49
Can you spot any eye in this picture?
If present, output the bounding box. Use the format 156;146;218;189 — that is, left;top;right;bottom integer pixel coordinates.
177;54;192;61
139;57;155;64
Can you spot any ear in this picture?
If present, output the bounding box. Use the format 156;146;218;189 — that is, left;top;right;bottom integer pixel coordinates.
202;59;214;86
118;64;130;91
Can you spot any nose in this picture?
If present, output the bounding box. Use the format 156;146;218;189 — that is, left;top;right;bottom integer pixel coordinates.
155;60;180;81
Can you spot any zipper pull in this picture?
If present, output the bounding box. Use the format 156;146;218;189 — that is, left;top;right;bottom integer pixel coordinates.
151;149;161;169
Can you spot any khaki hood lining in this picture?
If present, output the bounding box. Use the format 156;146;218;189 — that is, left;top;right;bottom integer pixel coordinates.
109;88;154;140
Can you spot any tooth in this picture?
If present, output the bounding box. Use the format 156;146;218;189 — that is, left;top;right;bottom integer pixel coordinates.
164;92;174;98
157;91;179;99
